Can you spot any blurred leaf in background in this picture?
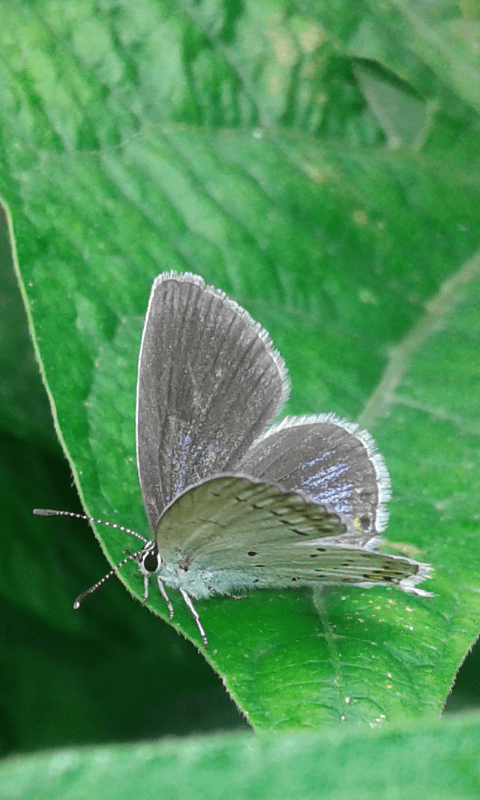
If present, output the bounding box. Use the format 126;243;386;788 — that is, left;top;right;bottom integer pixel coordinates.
2;712;480;800
0;0;479;780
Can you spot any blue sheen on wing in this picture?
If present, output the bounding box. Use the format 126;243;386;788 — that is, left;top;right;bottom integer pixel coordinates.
170;431;215;504
295;452;353;512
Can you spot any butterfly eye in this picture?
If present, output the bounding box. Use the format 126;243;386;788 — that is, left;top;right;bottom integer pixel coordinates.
143;547;160;573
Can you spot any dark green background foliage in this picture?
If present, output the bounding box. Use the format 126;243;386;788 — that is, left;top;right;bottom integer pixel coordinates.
1;1;480;797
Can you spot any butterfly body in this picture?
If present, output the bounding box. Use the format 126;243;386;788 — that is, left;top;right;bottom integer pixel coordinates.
138;535;429;601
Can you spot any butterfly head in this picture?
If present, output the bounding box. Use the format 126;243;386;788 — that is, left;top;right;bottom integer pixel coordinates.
129;539;162;578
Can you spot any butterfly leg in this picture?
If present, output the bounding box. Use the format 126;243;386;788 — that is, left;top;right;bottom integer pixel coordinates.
156;576;175;620
180;588;208;649
141;574;150;604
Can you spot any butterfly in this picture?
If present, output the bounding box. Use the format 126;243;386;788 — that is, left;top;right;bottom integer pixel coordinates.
35;272;432;647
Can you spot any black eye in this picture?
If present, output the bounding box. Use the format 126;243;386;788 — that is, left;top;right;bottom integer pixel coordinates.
143;549;159;572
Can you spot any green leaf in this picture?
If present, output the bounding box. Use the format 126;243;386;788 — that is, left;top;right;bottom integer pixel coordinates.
1;0;480;744
353;61;434;149
0;201;58;452
305;0;480;116
2;711;480;800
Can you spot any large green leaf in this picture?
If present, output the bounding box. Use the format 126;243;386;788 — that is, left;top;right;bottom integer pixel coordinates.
2;711;480;800
1;0;479;743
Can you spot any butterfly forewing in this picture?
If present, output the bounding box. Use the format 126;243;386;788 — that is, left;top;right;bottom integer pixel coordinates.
154;474;353;562
136;273;289;530
237;414;391;546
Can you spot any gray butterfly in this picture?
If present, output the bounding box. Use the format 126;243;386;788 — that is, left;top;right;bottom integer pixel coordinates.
35;272;431;647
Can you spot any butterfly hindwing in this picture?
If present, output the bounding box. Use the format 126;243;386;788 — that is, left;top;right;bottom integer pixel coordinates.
136;273;289;530
237;414;391;547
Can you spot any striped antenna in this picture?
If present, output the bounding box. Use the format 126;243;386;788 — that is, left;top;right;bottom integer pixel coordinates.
33;508;148;544
72;551;142;609
33;508;150;608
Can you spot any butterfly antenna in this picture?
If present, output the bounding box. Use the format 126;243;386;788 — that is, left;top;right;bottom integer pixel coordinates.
33;508;148;544
33;509;150;609
72;551;140;609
